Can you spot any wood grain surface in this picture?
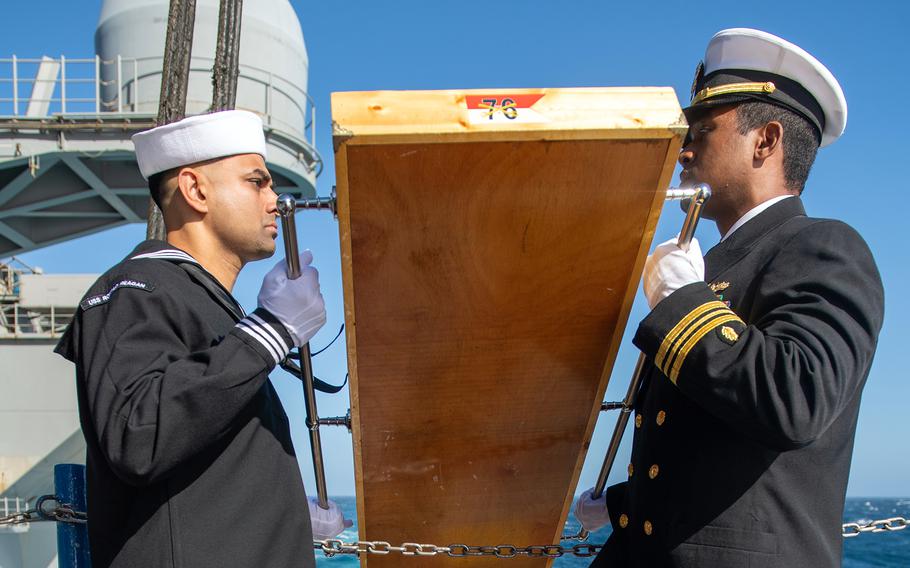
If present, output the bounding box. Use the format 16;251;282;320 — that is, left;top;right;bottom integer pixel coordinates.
332;88;683;566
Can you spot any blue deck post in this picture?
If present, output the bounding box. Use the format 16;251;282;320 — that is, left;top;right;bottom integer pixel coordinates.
54;464;91;568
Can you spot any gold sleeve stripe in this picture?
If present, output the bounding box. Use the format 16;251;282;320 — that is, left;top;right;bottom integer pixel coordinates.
655;301;728;370
668;313;744;384
664;310;741;378
660;307;738;375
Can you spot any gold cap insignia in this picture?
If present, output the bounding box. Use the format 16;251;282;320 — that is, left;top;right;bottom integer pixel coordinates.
692;81;777;105
720;326;739;343
710;281;731;293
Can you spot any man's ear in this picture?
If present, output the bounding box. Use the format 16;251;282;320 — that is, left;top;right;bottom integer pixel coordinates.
175;166;210;215
754;120;783;161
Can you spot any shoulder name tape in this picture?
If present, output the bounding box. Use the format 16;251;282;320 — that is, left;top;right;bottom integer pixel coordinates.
81;279;154;310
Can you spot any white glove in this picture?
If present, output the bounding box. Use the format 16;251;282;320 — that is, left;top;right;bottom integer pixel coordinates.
307;497;353;540
575;488;610;532
257;250;327;346
642;236;704;309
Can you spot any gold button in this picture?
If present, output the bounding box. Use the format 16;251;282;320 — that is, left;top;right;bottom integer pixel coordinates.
619;514;629;528
644;520;653;535
627;463;634;477
656;410;666;426
635;414;642;428
649;464;659;479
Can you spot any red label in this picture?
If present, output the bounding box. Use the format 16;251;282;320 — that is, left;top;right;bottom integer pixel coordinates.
464;94;544;110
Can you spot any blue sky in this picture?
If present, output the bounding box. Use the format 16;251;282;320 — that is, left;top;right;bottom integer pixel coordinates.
6;0;909;497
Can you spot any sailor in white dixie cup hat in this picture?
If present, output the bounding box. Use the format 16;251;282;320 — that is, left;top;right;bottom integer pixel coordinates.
132;109;269;178
576;29;883;568
56;110;349;568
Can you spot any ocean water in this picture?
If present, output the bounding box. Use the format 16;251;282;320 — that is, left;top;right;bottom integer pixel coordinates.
317;497;910;567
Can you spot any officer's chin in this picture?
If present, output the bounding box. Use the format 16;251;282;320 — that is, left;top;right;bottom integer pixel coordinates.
677;182;716;219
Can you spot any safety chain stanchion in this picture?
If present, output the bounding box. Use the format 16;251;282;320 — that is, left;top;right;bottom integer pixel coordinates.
842;517;909;537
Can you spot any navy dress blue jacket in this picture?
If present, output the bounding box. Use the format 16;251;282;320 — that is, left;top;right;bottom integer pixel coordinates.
593;197;884;567
56;240;315;568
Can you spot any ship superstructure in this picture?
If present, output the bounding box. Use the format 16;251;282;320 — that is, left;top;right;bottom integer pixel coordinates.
0;258;94;568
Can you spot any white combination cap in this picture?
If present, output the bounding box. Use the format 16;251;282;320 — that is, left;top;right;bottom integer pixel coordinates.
132;110;268;179
686;28;847;147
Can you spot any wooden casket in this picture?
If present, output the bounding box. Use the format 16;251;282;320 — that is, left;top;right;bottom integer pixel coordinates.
332;88;686;566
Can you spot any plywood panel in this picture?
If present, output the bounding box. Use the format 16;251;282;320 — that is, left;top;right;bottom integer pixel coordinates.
333;88;683;566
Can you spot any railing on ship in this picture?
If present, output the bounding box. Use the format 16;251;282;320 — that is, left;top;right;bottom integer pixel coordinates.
0;55;317;164
0;304;75;338
0;260;19;298
0;497;29;531
0;259;74;339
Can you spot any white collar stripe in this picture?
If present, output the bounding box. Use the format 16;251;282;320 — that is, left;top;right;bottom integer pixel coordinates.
131;250;199;263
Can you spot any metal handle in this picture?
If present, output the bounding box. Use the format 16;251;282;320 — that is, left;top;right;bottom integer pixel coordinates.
276;193;330;510
577;183;711;539
676;184;711;253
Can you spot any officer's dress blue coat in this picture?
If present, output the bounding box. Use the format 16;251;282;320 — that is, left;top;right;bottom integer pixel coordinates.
593;197;884;567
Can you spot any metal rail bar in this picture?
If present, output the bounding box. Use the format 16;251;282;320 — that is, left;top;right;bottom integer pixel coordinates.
277;193;330;510
94;56;100;114
11;55;17;116
60;56;67;115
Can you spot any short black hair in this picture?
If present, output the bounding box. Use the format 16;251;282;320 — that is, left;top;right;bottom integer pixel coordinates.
147;167;178;210
734;101;820;193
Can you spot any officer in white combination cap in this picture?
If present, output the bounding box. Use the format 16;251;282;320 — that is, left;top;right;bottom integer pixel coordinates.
56;110;349;568
576;29;883;567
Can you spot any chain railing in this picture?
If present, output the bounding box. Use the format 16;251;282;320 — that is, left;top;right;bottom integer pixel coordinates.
0;495;87;528
842;516;910;537
312;520;910;557
2;499;905;555
314;540;603;558
4;509;903;549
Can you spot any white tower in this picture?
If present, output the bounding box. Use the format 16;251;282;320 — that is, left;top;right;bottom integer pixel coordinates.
0;0;320;258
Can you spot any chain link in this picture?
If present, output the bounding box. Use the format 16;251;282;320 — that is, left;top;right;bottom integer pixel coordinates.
0;495;87;527
313;539;603;558
5;497;906;550
842;516;909;538
0;507;40;527
314;518;910;558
